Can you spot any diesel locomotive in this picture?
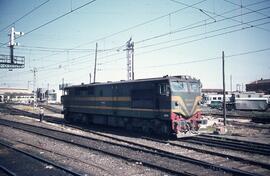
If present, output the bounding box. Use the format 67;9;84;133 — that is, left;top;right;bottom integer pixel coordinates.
61;75;202;136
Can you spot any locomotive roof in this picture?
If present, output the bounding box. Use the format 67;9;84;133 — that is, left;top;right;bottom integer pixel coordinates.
64;75;200;89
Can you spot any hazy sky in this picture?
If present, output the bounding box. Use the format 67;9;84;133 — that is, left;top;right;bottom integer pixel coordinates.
0;0;269;91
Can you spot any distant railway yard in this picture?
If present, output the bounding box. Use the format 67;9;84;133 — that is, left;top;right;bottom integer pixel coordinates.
0;103;269;176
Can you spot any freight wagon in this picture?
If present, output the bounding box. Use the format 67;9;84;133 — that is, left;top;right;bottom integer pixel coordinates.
61;75;202;137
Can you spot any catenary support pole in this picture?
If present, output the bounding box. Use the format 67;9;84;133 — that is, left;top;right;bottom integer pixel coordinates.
222;51;226;126
93;43;98;83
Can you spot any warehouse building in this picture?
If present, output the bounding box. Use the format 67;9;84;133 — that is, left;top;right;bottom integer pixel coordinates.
246;78;270;94
0;88;33;104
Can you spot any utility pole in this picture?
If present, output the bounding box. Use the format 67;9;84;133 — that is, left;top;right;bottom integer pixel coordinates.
124;38;134;80
230;75;232;93
47;83;49;104
222;51;226;126
93;43;98;83
89;73;91;84
27;81;31;90
62;78;64;95
31;67;37;109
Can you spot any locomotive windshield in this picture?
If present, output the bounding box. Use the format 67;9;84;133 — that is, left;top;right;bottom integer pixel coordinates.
170;81;200;92
170;81;188;92
189;82;200;92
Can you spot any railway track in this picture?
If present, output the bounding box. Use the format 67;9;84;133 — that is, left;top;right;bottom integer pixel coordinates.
0;165;16;176
181;135;270;156
1;104;270;175
40;104;62;114
0;139;83;176
1;104;63;124
0;119;268;176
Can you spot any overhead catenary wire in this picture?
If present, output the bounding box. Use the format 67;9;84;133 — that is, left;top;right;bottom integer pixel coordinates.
0;0;207;64
223;0;270;18
0;0;50;33
136;16;270;50
8;15;270;78
1;0;268;80
34;18;270;75
2;0;263;65
0;0;98;47
1;14;269;79
135;5;270;45
92;18;270;67
42;4;270;69
71;0;207;49
169;0;270;33
138;47;270;69
15;46;270;83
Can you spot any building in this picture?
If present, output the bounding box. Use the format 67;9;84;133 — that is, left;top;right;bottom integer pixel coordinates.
37;88;58;104
0;87;33;104
246;78;270;94
201;88;224;94
47;89;57;104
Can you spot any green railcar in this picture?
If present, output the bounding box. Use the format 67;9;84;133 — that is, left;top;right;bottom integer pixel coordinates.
61;75;202;136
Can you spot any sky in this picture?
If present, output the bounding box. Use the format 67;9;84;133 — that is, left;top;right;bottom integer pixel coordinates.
0;0;270;92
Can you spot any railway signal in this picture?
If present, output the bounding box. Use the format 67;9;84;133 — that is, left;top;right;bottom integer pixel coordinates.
0;27;25;69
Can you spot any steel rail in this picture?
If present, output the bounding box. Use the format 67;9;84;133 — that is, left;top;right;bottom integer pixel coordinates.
2;105;270;171
0;140;84;176
3;104;63;124
182;137;270;156
141;136;270;169
0;165;17;176
64;123;270;169
0;119;264;176
0;119;201;176
200;134;270;149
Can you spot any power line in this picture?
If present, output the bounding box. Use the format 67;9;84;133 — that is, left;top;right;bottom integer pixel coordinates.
71;0;207;49
29;16;270;74
136;16;270;50
138;47;270;69
224;0;270;17
135;4;270;45
135;20;270;56
56;3;270;68
0;0;98;47
33;0;209;62
0;0;248;66
98;18;270;67
3;46;270;83
169;0;270;33
1;1;268;78
0;0;206;69
0;0;50;33
1;16;268;79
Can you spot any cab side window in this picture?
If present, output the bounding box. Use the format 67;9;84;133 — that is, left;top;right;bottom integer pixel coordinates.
159;84;170;96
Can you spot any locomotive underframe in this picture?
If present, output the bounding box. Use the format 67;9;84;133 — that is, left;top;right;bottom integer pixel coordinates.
64;109;173;135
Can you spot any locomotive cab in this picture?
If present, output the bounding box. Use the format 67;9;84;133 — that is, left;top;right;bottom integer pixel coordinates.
169;77;202;135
